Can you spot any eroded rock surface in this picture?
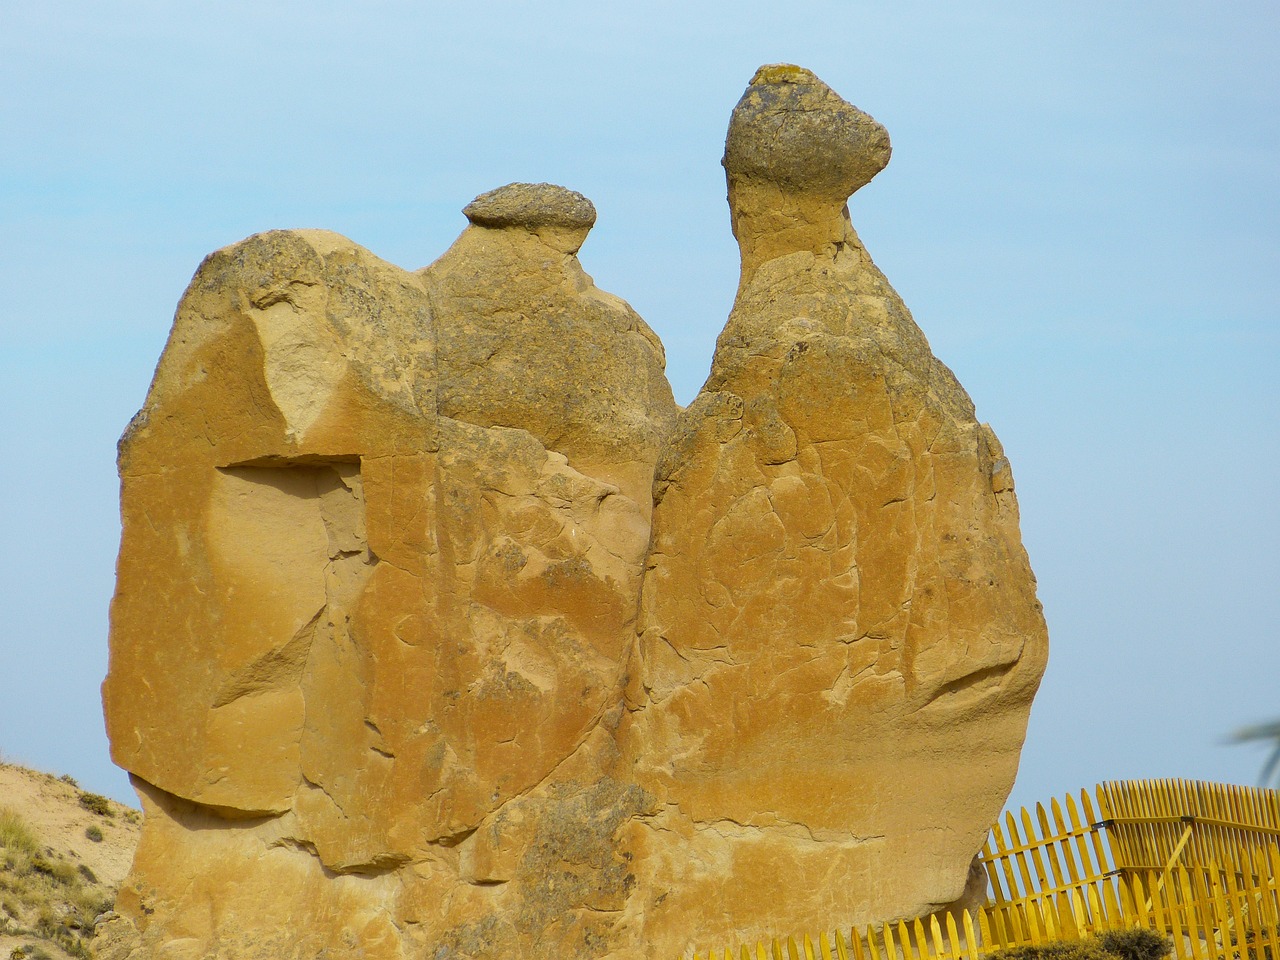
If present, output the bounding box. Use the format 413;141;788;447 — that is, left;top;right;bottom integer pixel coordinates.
103;188;676;960
102;69;1046;960
616;65;1048;956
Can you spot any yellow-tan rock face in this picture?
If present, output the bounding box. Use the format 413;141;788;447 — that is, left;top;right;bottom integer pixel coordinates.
101;68;1046;960
103;189;676;959
616;65;1048;956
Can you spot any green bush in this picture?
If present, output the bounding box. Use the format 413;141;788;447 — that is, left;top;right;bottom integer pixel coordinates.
991;930;1172;960
76;793;113;818
33;906;60;939
1095;929;1173;960
0;803;111;960
84;825;103;843
26;855;76;888
990;940;1111;960
0;809;39;856
27;855;53;878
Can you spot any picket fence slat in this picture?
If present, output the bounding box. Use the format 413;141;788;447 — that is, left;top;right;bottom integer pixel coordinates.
848;927;865;960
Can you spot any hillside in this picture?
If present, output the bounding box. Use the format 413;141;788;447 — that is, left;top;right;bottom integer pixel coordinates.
0;761;140;960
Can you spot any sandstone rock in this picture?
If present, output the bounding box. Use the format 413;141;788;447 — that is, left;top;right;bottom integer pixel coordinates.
102;68;1046;960
616;64;1048;955
423;181;675;507
104;195;675;959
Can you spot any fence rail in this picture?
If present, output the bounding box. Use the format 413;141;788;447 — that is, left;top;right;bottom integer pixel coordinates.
679;780;1280;960
1098;780;1280;877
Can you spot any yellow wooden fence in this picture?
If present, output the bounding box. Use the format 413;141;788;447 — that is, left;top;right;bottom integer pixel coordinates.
679;780;1280;960
1099;779;1280;876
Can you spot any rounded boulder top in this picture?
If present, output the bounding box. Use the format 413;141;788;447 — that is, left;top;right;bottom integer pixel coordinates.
723;64;891;199
463;182;598;231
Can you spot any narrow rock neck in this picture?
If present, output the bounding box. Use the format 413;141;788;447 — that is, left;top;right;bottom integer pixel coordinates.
728;177;859;280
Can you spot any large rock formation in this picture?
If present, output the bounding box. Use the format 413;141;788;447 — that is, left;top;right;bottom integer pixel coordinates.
100;66;1047;960
614;65;1048;953
102;188;677;960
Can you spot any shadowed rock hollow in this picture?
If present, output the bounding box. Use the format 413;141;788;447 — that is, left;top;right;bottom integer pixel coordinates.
99;65;1048;960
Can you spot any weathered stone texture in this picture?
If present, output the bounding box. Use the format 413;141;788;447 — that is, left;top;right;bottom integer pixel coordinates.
615;66;1047;956
101;70;1046;960
103;190;676;959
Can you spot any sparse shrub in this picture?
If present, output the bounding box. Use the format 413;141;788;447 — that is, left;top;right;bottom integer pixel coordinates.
990;940;1111;960
28;855;55;878
84;825;103;843
1095;929;1172;960
0;815;107;960
25;854;76;887
34;906;60;938
58;774;78;788
10;946;28;960
991;931;1172;960
0;792;123;960
0;809;39;856
76;792;113;818
49;861;77;888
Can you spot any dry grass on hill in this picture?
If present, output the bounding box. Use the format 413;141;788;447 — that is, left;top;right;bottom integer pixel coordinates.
0;761;140;960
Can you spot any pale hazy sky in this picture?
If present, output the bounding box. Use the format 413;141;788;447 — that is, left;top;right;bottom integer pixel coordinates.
1;2;1277;816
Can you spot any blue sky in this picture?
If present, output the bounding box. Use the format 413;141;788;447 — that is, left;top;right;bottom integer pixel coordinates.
1;1;1276;816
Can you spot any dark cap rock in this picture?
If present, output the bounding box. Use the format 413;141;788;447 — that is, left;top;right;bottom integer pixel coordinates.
463;182;597;231
724;63;891;198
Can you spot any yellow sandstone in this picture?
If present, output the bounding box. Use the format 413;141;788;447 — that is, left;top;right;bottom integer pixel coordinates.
616;65;1048;955
99;66;1047;960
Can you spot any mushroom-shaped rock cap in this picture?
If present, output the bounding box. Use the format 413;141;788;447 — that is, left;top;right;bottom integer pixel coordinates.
724;64;891;199
463;182;597;231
